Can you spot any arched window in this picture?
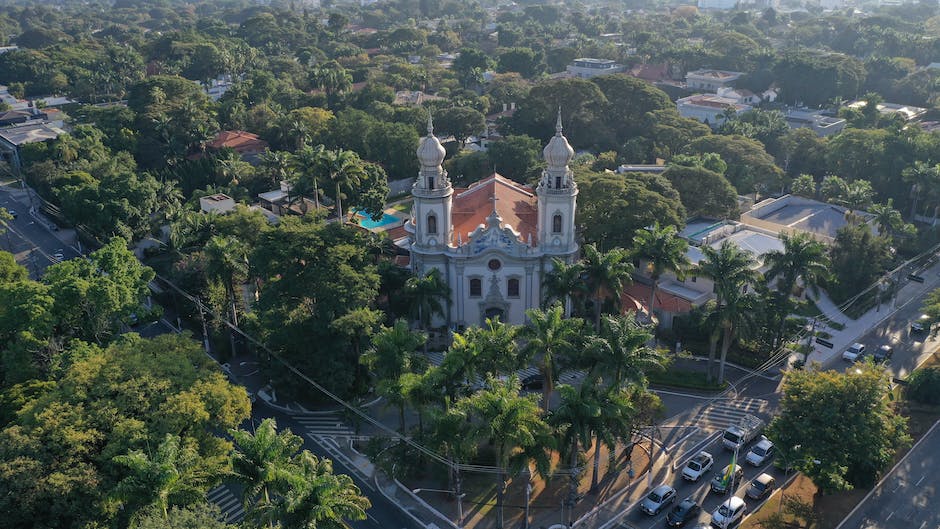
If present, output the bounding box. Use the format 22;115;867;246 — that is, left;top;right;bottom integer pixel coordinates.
469;278;482;297
555;176;562;189
507;278;520;298
552;214;562;233
427;176;435;190
427;214;438;234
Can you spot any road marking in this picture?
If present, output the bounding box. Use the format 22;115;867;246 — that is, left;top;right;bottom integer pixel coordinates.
886;511;894;521
916;475;926;486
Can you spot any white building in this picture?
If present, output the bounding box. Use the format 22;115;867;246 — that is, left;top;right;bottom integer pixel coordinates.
405;113;579;327
686;69;744;92
676;94;752;127
566;58;626;79
199;193;236;214
784;109;846;137
697;0;738;8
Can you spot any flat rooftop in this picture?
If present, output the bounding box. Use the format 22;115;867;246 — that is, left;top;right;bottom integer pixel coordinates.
757;203;853;240
0;122;64;146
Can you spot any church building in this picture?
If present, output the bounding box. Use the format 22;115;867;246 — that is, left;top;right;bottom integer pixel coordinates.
404;111;579;327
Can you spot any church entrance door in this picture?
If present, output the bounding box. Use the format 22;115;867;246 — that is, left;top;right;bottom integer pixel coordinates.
483;307;505;322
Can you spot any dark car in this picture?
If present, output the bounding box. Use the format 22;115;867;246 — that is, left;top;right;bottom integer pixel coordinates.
5;208;16;219
912;315;932;336
521;373;544;391
873;345;894;363
746;473;776;500
666;497;701;527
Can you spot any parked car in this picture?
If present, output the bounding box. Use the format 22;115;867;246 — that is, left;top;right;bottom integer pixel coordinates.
5;208;16;219
52;249;65;263
711;497;747;528
873;345;894;363
842;343;866;362
682;451;714;482
745;437;775;466
666;497;701;527
746;473;776;500
711;464;744;494
521;373;544;391
912;315;931;336
641;484;677;515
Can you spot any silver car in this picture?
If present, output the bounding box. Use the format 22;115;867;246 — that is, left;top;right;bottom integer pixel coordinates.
682;451;714;481
640;484;677;515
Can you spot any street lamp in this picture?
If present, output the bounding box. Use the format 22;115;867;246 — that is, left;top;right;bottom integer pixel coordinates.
412;488;465;528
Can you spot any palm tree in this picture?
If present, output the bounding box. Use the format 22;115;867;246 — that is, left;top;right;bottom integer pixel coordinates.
697;241;759;382
291;144;325;214
361;319;426;432
902;161;940;220
542;257;587;317
581;244;635;331
439;330;485;401
276;450;371;529
205;235;249;354
870;199;908;238
259;150;295;191
427;405;478;525
463;316;524;376
588;314;667;390
522;304;584;411
836;180;874;223
229;418;303;528
459;376;554;529
551;383;601;524
763;232;829;345
713;288;760;384
403;269;451;351
633;223;690;320
111;434;214;522
319;148;367;223
590;388;636;493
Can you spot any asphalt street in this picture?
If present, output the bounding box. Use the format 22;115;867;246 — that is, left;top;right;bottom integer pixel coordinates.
836;422;940;529
0;185;80;276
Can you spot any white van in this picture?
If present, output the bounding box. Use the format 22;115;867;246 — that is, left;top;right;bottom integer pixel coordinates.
711;496;746;528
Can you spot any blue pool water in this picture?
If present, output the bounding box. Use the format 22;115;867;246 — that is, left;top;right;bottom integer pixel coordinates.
355;209;399;229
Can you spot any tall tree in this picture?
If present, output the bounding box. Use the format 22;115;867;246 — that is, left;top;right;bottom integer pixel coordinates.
318;148;368;223
588;314;666;389
542;257;586;317
361;319;426;432
522;305;584;411
204;235;249;354
551;382;601;523
633;223;691;319
763;232;829;345
765;364;908;493
111;434;214;523
581;244;634;331
275;451;371;529
291;145;325;214
458;376;553;529
403;269;450;349
697;241;760;382
229;418;303;528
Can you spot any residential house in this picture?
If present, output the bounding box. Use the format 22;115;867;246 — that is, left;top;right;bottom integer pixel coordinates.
716;86;760;105
199;193;236;214
0;110;31;127
676;94;752;127
203;130;268;163
394;90;444;106
740;194;875;245
0;121;66;174
697;0;738;8
845;100;928;122
686;69;744;92
784;109;846;137
566;58;626;79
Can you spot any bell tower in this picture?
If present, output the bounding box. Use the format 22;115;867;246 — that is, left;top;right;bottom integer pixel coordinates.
537;109;578;255
412;113;453;249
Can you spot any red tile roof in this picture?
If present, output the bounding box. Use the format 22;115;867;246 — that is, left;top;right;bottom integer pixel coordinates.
451;173;538;245
207;130;268;154
624;283;693;314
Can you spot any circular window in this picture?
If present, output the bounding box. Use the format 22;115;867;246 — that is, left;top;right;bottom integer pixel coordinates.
488;259;501;271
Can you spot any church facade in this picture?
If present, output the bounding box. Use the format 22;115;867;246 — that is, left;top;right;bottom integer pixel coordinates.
404;112;579;327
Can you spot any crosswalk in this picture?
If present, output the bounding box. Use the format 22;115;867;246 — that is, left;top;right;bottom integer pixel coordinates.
696;397;768;430
207;485;245;523
294;414;356;438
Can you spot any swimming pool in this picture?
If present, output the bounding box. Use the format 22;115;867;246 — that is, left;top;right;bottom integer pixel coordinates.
354;209;400;230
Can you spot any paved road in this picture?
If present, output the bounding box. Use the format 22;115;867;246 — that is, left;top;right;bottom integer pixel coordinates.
836;422;940;529
1;185;80;276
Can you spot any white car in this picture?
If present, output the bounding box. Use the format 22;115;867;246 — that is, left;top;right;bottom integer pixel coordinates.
746;437;775;466
842;343;866;362
711;496;747;528
682;451;714;481
640;484;677;515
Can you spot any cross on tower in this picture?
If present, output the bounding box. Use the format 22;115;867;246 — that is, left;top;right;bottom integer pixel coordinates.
490;193;499;213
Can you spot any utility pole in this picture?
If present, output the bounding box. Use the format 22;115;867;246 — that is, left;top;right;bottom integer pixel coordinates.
197;298;212;354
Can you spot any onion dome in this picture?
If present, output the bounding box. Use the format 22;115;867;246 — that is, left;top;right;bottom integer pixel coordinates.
542;108;574;169
416;112;446;169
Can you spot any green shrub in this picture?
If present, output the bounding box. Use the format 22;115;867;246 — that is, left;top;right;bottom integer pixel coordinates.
907;367;940;405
